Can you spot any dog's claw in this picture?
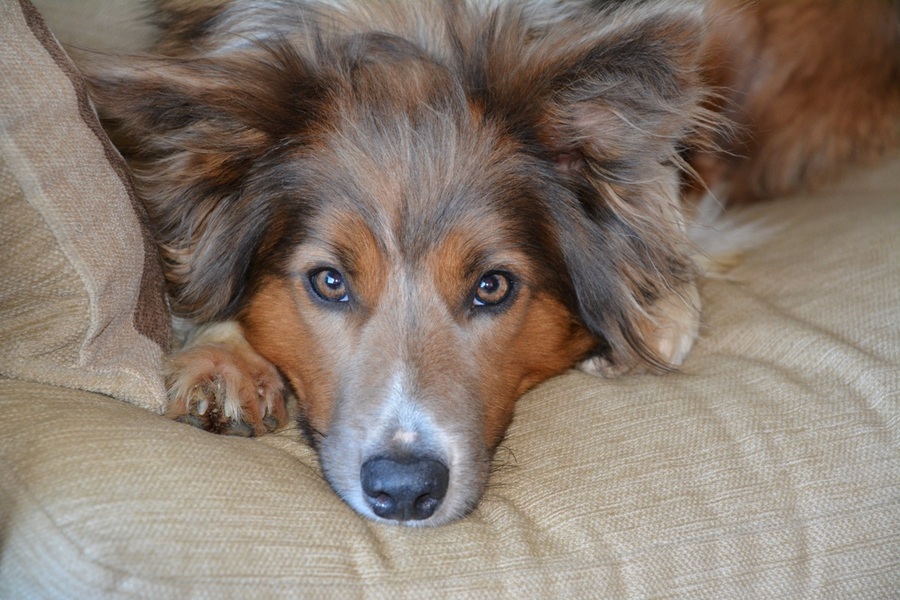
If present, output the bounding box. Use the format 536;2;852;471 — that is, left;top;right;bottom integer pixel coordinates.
222;420;256;438
174;414;204;429
262;414;280;433
164;324;288;437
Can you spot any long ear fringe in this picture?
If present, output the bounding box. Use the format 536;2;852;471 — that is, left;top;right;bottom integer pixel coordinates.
81;0;728;360
569;174;700;373
519;2;726;372
578;114;725;372
80;40;330;321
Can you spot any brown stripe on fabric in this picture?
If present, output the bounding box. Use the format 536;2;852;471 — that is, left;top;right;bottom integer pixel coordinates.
18;0;171;352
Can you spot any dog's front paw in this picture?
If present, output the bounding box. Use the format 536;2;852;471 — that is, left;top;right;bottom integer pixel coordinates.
578;281;701;377
165;322;287;437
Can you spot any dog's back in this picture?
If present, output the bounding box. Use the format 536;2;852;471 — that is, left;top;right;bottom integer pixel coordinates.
696;0;900;203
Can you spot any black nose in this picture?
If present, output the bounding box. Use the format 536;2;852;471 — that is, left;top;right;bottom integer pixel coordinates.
360;456;450;521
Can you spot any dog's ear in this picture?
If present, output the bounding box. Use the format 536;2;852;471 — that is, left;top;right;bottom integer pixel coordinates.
81;43;329;320
477;5;713;370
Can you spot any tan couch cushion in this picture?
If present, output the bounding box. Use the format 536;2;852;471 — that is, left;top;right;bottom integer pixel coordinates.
3;153;898;595
2;0;899;596
0;0;169;412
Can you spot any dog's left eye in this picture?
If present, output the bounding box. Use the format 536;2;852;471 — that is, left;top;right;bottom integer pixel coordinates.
473;271;514;308
309;268;350;303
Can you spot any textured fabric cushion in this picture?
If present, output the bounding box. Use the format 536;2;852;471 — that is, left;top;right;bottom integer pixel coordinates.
31;0;157;54
0;0;169;411
2;154;898;597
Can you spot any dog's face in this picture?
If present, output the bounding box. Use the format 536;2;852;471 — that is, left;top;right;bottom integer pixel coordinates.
86;1;710;525
238;98;597;522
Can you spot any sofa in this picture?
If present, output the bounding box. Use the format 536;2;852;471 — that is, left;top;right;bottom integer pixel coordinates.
2;0;898;597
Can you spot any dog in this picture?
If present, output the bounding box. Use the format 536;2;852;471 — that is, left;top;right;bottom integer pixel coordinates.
82;0;900;526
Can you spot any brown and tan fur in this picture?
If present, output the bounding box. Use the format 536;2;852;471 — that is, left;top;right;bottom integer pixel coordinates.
82;0;899;525
695;0;900;203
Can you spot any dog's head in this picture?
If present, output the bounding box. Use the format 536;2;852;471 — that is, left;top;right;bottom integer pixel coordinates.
86;1;711;525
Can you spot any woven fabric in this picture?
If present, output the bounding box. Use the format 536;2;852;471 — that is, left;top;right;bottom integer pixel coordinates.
0;0;169;411
2;155;898;596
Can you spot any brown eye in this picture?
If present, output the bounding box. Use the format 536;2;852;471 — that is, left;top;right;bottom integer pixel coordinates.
473;271;513;308
309;268;350;303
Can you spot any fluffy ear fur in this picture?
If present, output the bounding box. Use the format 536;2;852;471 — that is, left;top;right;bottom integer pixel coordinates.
84;0;714;371
82;42;328;319
473;4;714;369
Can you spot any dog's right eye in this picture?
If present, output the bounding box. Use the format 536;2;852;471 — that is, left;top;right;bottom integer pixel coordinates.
309;268;350;304
472;271;515;309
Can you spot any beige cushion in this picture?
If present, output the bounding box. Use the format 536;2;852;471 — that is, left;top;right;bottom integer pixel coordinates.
3;159;898;597
3;0;899;597
30;0;157;53
0;0;169;412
